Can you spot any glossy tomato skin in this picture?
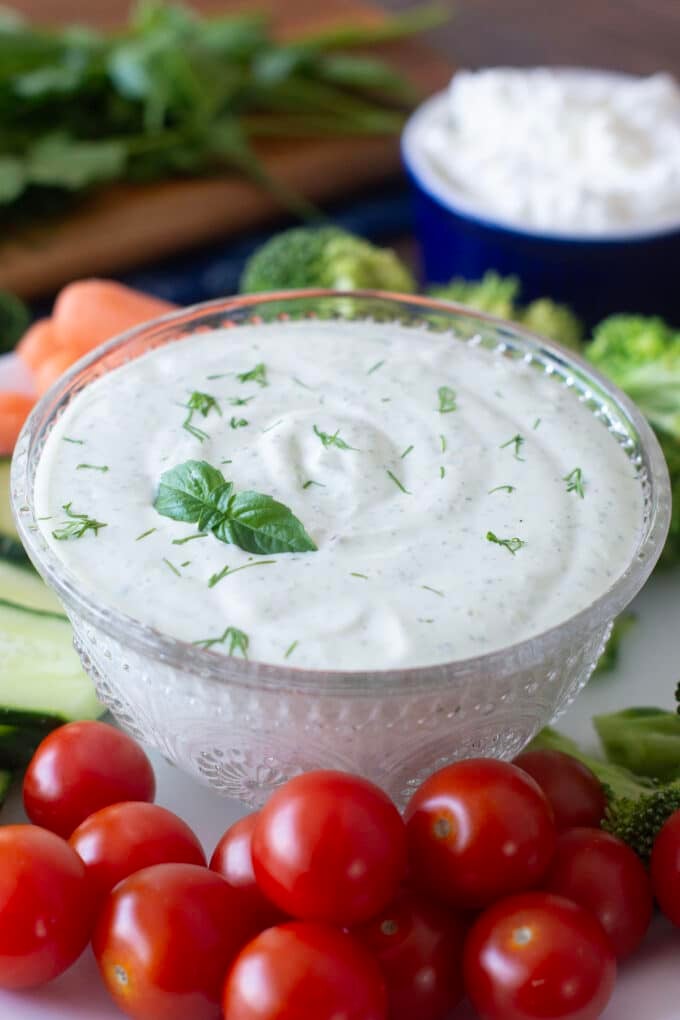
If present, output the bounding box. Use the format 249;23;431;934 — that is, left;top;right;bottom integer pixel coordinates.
252;770;407;926
0;825;94;988
544;827;652;959
353;888;467;1020
222;921;387;1020
93;863;254;1020
69;802;206;907
514;749;607;832
24;721;155;837
651;810;680;926
209;814;285;937
464;892;616;1020
405;759;556;910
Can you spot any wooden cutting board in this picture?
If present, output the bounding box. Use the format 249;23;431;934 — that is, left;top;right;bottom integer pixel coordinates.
0;0;452;299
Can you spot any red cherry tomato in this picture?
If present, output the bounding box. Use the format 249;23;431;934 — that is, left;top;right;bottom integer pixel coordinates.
70;802;206;907
24;721;155;837
544;827;652;959
464;892;616;1020
405;759;556;910
0;825;94;988
353;888;467;1020
222;922;387;1020
93;863;253;1020
514;749;606;832
252;770;407;926
651;810;680;926
210;814;285;936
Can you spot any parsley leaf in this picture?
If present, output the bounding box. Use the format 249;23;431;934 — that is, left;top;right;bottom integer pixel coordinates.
154;460;317;555
236;363;268;387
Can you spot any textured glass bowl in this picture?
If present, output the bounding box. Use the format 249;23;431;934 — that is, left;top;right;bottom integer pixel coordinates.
11;292;671;807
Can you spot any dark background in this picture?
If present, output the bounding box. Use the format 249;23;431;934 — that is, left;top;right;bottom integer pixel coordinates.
384;0;680;76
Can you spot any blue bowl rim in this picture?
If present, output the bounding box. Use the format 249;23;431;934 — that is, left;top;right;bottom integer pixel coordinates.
401;80;680;246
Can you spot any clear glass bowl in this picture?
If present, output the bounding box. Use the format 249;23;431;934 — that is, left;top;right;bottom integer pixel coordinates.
11;292;671;807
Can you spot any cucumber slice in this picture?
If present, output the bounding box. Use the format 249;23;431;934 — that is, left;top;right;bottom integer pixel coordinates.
0;599;102;721
0;770;12;809
0;560;63;614
0;721;61;769
0;457;31;568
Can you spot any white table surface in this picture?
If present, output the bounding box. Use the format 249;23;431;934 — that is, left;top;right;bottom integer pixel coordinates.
2;352;680;1019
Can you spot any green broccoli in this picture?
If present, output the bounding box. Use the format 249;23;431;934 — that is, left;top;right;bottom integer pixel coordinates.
530;726;680;861
427;271;584;351
585;315;680;566
240;225;416;295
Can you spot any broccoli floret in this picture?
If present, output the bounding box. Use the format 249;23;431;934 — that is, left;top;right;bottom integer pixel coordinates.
530;726;680;861
521;298;584;352
586;314;680;566
240;226;416;295
428;271;520;320
427;271;584;350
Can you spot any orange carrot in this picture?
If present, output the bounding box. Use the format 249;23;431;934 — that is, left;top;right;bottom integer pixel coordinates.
0;392;36;455
34;348;82;397
53;280;176;356
16;319;62;373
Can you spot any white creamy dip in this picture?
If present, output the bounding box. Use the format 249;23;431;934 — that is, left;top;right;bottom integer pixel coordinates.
410;68;680;236
34;319;642;670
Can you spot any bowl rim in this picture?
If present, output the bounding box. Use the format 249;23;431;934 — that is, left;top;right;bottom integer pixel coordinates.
11;289;671;693
401;73;680;245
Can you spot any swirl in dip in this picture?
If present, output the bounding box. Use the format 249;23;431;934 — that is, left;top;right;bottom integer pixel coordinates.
34;318;642;670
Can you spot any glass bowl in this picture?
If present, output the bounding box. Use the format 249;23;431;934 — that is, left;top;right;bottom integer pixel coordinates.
11;291;671;807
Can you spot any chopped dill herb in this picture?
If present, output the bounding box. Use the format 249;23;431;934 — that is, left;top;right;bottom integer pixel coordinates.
533;417;541;430
564;467;585;498
230;416;248;429
162;558;181;576
313;425;358;451
421;584;445;597
292;376;313;390
135;527;157;541
172;533;208;546
207;560;276;588
180;560;191;568
440;466;445;479
351;572;369;579
262;420;283;433
194;625;249;657
229;396;254;406
62;437;85;445
500;434;525;461
437;386;457;414
76;463;109;473
183;391;221;442
400;444;414;460
488;484;515;495
486;531;526;555
236;363;268;387
284;640;299;659
367;359;385;375
52;503;107;541
439;434;447;452
302;480;326;490
386;469;411;494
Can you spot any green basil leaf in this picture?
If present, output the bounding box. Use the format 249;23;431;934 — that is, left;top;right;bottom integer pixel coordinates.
214;491;317;555
154;460;230;523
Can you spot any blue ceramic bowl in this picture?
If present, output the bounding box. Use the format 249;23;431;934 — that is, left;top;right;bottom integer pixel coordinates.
401;90;680;326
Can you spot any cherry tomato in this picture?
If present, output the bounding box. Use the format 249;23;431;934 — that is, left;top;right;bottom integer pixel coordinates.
24;721;155;837
252;770;407;926
464;892;616;1020
209;814;286;936
651;809;680;926
222;921;387;1020
70;802;206;906
405;759;556;910
514;749;606;832
544;827;652;959
0;825;94;988
93;863;253;1020
353;888;466;1020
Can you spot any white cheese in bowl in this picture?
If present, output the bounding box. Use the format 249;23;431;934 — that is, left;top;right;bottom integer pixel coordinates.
418;68;680;236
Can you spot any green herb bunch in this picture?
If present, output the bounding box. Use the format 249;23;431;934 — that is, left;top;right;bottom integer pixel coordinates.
0;1;446;222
